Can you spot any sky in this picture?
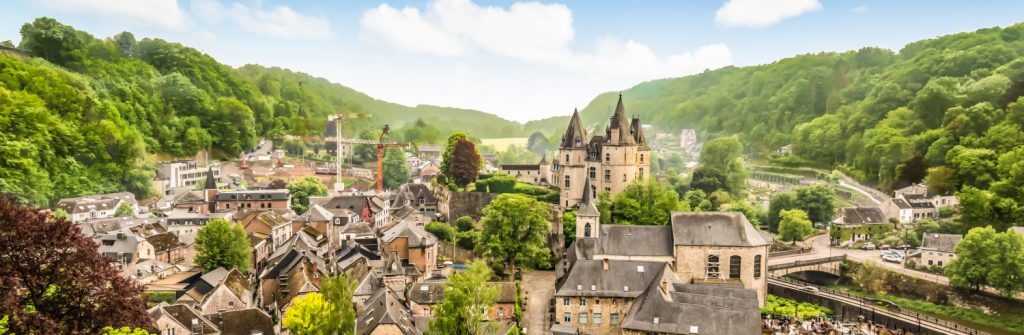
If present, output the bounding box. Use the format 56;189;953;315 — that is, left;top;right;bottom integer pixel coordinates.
3;1;1024;123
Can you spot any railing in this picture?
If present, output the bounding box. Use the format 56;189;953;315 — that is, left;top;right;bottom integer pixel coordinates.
768;276;990;335
767;255;847;271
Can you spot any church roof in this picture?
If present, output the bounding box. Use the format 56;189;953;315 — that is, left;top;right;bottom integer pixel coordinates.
608;94;636;146
560;109;587;149
204;166;217;190
670;212;767;247
631;117;648;146
577;178;600;217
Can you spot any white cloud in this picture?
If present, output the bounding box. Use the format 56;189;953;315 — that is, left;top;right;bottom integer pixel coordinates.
851;5;869;13
359;0;729;81
190;0;332;40
715;0;821;28
36;0;189;29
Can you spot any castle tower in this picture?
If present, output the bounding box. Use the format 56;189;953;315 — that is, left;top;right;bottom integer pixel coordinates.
558;109;588;207
576;178;600;239
203;166;218;213
538;153;552;186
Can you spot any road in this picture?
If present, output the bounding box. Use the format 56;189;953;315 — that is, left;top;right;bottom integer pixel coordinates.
769;277;986;335
769;234;950;286
523;271;555;335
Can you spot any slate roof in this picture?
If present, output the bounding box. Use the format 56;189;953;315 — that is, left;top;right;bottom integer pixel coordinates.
837;207;887;225
239;210;291;234
215;189;289;201
56;192;136;214
383;251;406;276
354;272;383;298
312;195;371;213
555;259;666;298
157;304;219;334
892;198;912;209
501;164;541;171
670;212;768;247
95;233;142;261
574;225;673;259
146;232;183;252
408;281;446;304
381;220;438;248
357;286;421;335
417;144;440;153
620;271;761;335
903;194;936;209
630;117;648;146
204;308;275;335
921;233;962;253
606;94;636;146
577;178;600;217
560;109;587;149
393;184;437;206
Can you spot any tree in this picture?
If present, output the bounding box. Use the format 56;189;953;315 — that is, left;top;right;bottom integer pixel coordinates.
429;260;499;335
698;136;746;195
287;176;328;214
426;222;456;242
988;229;1024;297
683;189;712;211
946;226;999;291
689;166;726;195
0;198;150;334
18;17;86;66
320;274;357;335
114;202;134;218
924;166;957;195
441;132;470;182
767;191;799;232
282;292;338;335
726;201;763;228
562;210;576;244
454;216;476;232
794;184;835;225
101;326;151;335
610;180;683;225
194;218;251;272
778;209;814;244
477;194;552;278
449;139;482;188
382;147;411;190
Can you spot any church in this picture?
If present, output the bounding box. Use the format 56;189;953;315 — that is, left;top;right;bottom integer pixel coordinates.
556;94;650;208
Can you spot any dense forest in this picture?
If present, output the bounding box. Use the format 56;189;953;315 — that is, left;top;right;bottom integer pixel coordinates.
567;23;1024;231
0;17;521;206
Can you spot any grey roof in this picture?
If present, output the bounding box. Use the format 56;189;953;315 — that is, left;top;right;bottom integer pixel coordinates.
383;251;406;276
560;109;587;149
408;281;446;304
922;233;962;253
892;198;912;209
215;189;289;201
393;184;437;206
381;220;438;248
630;117;648;146
312;195;371;212
95;233;142;260
577;178;600;217
156;304;219;334
56;192;136;214
204;308;274;335
357;286;421;335
621;281;760;335
417;144;440;153
555;259;666;298
903;194;936;209
838;207;887;225
574;225;673;258
550;324;580;335
354;272;382;297
607;94;636;146
671;212;768;247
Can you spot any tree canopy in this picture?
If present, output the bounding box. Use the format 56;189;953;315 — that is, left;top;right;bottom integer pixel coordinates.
477;194;552;277
945;226;1024;296
382;147;411;190
610;179;685;225
194;218;251;272
428;260;499;335
778;209;815;243
287;176;328;214
449;139;482;187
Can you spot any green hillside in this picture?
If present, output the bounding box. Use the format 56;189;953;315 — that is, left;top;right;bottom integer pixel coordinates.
0;17;520;205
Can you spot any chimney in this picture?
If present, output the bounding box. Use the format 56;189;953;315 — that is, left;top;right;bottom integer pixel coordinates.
602;258;609;271
421;237;427;246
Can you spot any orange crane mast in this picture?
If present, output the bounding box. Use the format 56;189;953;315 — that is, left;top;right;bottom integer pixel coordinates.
329;119;409;193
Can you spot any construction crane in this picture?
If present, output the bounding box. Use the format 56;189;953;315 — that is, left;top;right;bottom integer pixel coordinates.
328;115;408;193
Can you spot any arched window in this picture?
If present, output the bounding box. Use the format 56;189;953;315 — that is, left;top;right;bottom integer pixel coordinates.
564;175;570;188
584;223;592;238
729;255;742;279
754;255;762;279
706;254;720;279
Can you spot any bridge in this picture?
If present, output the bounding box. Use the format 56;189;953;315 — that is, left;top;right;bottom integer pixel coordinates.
767;255;846;277
768;276;989;335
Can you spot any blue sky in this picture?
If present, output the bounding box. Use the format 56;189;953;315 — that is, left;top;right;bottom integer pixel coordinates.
3;1;1023;123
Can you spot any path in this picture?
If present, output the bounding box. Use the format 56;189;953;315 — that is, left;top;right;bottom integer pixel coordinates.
523;270;555;335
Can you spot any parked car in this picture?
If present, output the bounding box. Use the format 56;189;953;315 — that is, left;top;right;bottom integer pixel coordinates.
879;244;891;250
798;286;820;292
882;254;903;263
861;243;877;250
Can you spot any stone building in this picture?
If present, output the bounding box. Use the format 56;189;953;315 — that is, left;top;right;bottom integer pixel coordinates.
920;233;962;268
557;95;650;208
499;154;552;186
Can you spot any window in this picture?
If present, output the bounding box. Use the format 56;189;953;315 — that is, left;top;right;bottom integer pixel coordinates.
579;313;588;325
604;170;611;182
565;154;569;162
589;167;596;179
729;255;742;278
928;260;933;265
499;307;505;317
622;174;626;182
638;167;644;180
584;223;592;238
563;297;570;306
610;313;620;325
579;298;586;306
564;175;571;188
640;153;644;163
594;298;600;305
564;313;571;323
938;261;943;266
754;255;762;279
593;313;602;324
707;254;720;278
605;153;610;162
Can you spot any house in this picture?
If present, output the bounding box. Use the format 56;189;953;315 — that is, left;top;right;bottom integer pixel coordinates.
176;268;253;315
153;160;221;195
150;304;221;335
128;259;179;284
499;154;552;186
56;192;138;223
920;233;962;268
146;232;189;264
392;183;439;215
214;190;291;212
418;144;441;161
381;220;439;280
238;210;293;249
557;95;650;207
409;280;517;323
620;274;761;335
203;308;275;335
310;195;375;223
357;286;422;335
886;183;958;223
830;207;894;245
95;232;154;273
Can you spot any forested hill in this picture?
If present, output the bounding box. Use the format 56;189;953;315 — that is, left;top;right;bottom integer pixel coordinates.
0;17;519;206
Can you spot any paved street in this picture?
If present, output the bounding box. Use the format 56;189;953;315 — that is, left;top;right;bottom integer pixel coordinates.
769;234;950;286
523;270;555;335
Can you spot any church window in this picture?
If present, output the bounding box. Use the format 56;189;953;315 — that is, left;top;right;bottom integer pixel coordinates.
584;223;591;238
754;255;762;279
707;254;720;279
729;255;742;279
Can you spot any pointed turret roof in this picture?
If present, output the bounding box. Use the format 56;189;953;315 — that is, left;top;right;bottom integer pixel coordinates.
631;116;648;146
578;178;600;217
609;94;636;145
203;166;217;190
560;109;587;149
538;153;548;165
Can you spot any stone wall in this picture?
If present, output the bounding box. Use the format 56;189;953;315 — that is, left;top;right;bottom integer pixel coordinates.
447;192;499;222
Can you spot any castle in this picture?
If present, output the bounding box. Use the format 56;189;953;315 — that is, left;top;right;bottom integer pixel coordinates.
557;94;650;208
